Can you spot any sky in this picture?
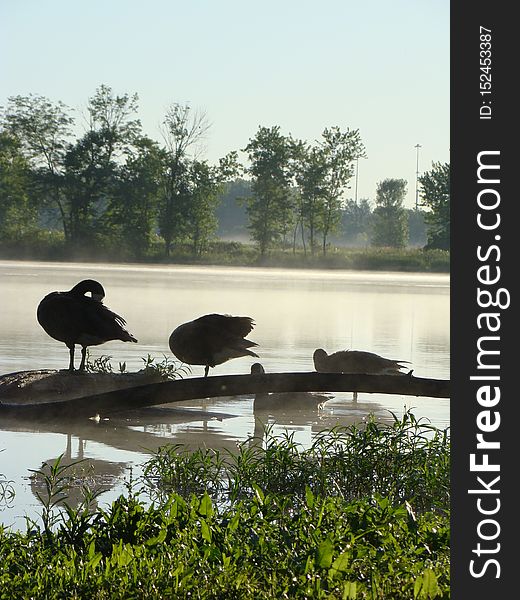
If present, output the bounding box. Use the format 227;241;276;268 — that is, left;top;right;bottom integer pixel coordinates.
0;0;449;209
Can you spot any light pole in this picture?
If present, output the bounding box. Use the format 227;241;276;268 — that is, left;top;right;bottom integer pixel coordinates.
414;143;422;210
354;156;366;203
355;157;359;203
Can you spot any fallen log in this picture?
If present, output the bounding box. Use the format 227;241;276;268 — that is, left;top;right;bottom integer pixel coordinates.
0;371;450;420
0;369;165;405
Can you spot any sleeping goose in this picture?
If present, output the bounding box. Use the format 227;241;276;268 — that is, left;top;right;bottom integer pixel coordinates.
37;279;137;372
313;348;410;401
169;313;259;377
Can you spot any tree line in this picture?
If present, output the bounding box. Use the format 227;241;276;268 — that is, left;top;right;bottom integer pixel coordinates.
0;85;450;260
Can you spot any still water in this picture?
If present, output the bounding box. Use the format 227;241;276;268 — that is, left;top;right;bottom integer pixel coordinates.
0;260;450;530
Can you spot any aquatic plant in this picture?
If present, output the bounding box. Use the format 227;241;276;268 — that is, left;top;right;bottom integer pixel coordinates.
0;412;450;598
144;410;450;513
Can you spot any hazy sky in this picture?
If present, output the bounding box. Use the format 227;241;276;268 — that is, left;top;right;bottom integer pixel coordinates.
1;0;449;208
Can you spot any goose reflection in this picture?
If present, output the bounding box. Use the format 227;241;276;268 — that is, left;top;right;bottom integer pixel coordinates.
30;433;126;512
251;362;332;412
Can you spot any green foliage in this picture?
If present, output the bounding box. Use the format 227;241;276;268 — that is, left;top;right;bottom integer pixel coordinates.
0;413;450;598
0;232;449;271
63;85;143;248
63;130;114;244
145;410;450;512
0;93;74;241
243;126;295;255
84;353;117;374
0;93;74;169
293;126;366;256
215;179;251;237
86;84;142;151
0;131;35;240
407;208;428;247
27;454;103;540
315;127;366;255
1;87;449;261
371;178;409;248
83;353;188;379
103;136;164;258
0;228;65;260
183;160;227;256
0;450;15;509
157;102;212;256
250;246;449;272
419;162;450;250
141;354;190;380
293;141;330;254
340;198;373;243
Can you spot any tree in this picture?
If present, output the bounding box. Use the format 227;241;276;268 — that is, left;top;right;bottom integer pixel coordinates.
183;161;220;256
341;198;373;245
86;84;141;159
1;94;74;239
158;102;211;256
0;131;35;240
407;208;427;247
317;127;365;254
242;126;294;256
215;178;251;239
292;127;365;255
180;152;240;256
104;136;165;258
419;162;450;250
62;86;143;247
292;143;325;254
371;178;409;247
63;129;115;245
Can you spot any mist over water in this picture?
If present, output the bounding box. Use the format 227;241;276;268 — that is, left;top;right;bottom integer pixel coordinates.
0;260;449;529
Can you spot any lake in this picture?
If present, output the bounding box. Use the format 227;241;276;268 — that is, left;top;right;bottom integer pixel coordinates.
0;260;450;530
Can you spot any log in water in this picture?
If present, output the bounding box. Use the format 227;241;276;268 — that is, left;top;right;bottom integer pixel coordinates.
0;369;450;420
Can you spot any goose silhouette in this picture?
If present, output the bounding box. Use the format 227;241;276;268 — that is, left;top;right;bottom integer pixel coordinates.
313;348;410;401
169;313;259;377
37;279;137;372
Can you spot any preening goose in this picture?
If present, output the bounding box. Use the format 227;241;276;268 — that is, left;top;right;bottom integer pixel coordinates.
37;279;137;372
313;348;410;401
169;313;259;377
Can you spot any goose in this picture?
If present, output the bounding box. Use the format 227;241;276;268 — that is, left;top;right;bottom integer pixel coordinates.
313;348;410;401
251;362;331;411
37;279;137;372
168;313;259;377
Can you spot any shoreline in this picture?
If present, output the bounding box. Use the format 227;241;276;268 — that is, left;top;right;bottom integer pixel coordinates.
0;247;450;274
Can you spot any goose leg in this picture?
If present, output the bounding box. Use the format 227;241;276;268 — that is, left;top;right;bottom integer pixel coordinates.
204;365;209;377
68;345;75;372
353;391;358;402
79;346;87;372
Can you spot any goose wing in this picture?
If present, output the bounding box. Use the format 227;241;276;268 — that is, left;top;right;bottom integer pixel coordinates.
195;314;255;338
81;300;136;342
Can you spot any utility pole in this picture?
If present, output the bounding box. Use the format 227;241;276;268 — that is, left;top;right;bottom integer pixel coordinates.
354;156;366;203
414;143;422;209
355;157;359;203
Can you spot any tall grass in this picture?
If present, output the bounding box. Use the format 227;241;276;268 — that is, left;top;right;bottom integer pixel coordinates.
0;412;450;598
143;410;449;513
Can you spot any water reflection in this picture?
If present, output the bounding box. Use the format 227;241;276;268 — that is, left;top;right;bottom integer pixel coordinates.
30;434;127;514
0;261;449;528
3;393;394;517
